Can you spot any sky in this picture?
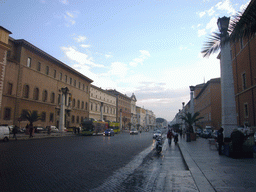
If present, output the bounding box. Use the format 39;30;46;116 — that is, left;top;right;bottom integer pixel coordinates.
0;0;251;121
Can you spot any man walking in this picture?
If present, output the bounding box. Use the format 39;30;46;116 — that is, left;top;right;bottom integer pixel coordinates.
217;127;224;155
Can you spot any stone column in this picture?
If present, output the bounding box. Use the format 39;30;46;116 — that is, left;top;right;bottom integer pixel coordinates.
218;17;237;138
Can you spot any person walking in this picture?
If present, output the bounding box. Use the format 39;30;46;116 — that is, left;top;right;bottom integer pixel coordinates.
29;124;33;138
217;127;224;155
12;125;18;140
167;129;173;146
47;126;51;135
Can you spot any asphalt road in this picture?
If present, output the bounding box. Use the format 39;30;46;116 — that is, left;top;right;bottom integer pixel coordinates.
0;132;155;192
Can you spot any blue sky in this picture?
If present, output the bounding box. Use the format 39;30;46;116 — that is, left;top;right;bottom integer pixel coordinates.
0;0;250;121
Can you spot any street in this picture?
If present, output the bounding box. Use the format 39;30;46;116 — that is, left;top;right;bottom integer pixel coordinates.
0;132;171;192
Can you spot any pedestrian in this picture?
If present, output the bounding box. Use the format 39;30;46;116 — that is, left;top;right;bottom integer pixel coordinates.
167;129;173;146
179;129;182;139
217;127;224;155
47;126;51;135
230;128;245;158
12;125;18;140
29;124;33;138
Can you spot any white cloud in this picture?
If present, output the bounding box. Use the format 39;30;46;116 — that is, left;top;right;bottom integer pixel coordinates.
199;11;206;18
206;17;218;32
207;7;215;16
61;46;105;68
129;50;150;67
108;62;129;78
74;35;87;42
80;44;91;48
59;0;68;5
215;0;236;15
105;54;113;59
66;11;75;18
198;29;206;37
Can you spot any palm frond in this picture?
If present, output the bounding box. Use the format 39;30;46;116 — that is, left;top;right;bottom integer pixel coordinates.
201;32;221;58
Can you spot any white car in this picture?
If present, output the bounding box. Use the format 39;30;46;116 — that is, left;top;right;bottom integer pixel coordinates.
0;126;10;141
46;126;59;132
153;130;162;139
130;129;139;135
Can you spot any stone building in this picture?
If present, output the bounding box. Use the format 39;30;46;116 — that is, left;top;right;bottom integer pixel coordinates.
106;89;131;129
89;85;116;122
136;106;146;130
130;93;137;129
0;28;92;128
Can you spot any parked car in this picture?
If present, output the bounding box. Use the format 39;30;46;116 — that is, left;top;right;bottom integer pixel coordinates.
103;129;115;136
34;126;45;133
211;130;218;139
0;125;10;141
130;128;139;135
201;130;212;138
196;129;202;136
153;130;162;139
46;126;59;133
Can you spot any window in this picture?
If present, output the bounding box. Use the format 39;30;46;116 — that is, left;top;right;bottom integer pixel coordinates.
42;90;48;102
79;82;81;89
77;100;80;109
83;84;85;91
27;57;31;67
91;103;93;110
96;104;98;111
51;92;55;103
76;116;79;123
70;78;72;85
81;101;84;109
86;102;88;110
242;73;246;90
54;70;56;78
72;115;75;123
73;99;76;108
65;75;67;83
24;85;29;98
37;62;41;71
59;72;62;81
41;112;46;122
4;107;11;120
46;66;49;75
58;94;61;104
50;113;54;122
81;117;83;123
7;82;13;95
33;88;39;100
244;103;249;118
240;38;244;49
74;80;76;87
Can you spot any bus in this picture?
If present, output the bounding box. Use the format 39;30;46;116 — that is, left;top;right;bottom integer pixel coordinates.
81;120;108;136
108;122;120;134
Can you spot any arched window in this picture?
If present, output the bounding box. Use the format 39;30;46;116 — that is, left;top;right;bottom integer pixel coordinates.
33;88;39;100
24;85;29;98
77;100;80;109
42;90;48;102
51;92;55;103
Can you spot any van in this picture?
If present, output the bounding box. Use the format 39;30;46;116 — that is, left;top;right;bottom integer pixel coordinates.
0;126;10;141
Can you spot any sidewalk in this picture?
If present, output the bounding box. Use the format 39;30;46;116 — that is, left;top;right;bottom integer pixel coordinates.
8;131;75;140
178;137;256;192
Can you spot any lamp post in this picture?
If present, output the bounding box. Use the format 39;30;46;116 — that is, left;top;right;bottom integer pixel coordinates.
217;16;237;138
59;87;69;133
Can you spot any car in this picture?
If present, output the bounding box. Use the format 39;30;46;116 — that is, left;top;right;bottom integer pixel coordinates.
201;130;211;138
196;129;202;136
34;126;45;133
103;129;115;136
130;128;139;135
211;130;218;139
46;126;59;133
153;130;162;139
0;125;10;141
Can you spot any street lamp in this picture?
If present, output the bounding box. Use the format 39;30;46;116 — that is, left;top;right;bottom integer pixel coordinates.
217;16;230;35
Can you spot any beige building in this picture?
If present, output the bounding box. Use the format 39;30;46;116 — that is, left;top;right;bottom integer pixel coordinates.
146;109;156;130
89;85;116;122
0;28;93;128
136;106;146;130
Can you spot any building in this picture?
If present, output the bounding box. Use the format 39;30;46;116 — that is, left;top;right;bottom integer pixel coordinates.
130;93;137;129
89;85;116;122
194;78;221;130
145;109;156;130
106;89;131;129
136;106;146;130
1;28;93;128
230;0;256;129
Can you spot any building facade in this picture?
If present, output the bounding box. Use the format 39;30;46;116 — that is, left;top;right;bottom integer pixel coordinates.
230;1;256;129
194;78;221;130
136;106;146;130
1;31;92;128
89;85;116;122
106;89;131;129
130;93;137;129
145;109;156;130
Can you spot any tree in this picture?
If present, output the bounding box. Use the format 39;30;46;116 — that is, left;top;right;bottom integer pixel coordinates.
202;1;256;57
21;110;41;127
180;112;203;133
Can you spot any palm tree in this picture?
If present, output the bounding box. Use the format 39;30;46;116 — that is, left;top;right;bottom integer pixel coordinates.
21;110;41;127
202;0;256;57
180;112;203;133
